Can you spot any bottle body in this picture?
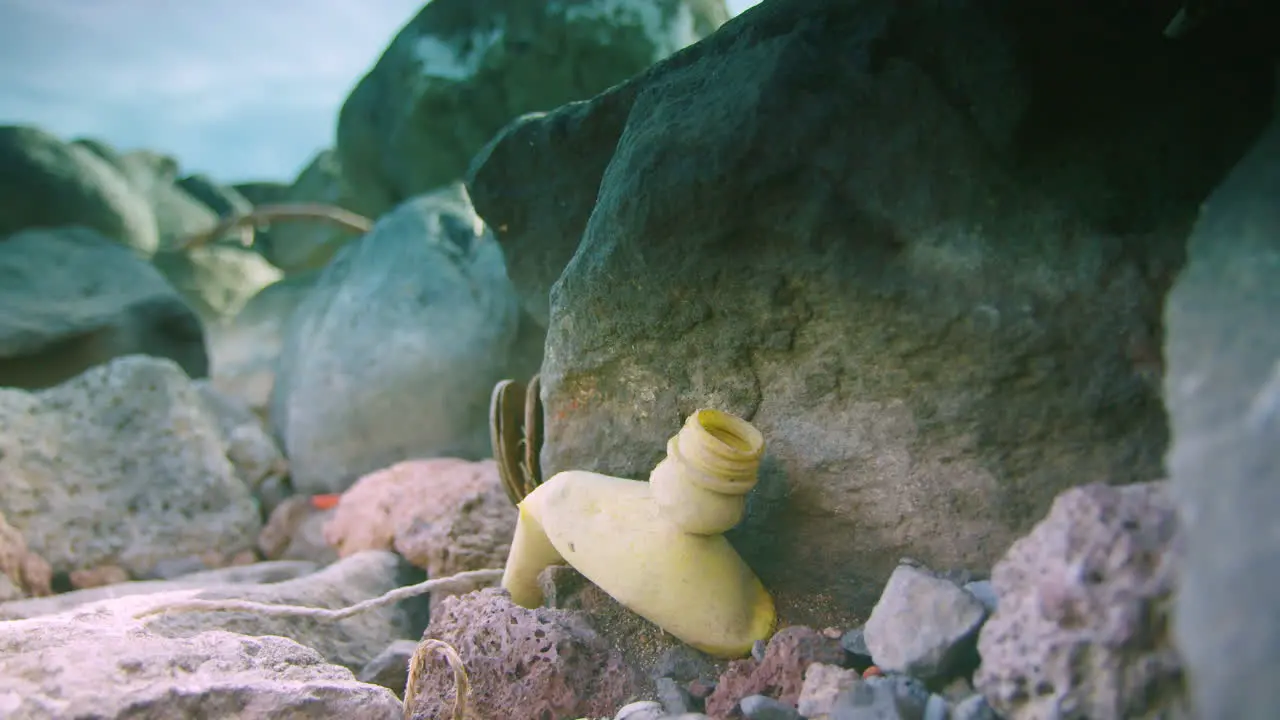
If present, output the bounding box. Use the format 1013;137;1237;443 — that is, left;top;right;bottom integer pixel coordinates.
500;408;774;658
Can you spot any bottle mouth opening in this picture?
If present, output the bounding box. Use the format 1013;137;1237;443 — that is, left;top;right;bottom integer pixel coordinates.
694;409;764;458
670;409;764;495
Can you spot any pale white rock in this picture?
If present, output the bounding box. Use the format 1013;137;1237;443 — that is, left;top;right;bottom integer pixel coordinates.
0;591;402;719
0;355;261;576
797;662;860;719
615;700;667;720
1;551;426;674
0;560;317;620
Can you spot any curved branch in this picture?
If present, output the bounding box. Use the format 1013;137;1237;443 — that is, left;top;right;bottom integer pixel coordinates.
179;203;374;251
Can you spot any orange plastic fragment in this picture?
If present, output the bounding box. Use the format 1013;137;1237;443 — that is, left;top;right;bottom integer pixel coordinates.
310;494;341;511
862;665;883;678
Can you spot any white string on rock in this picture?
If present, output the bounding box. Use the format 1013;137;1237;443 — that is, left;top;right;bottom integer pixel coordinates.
128;566;502;718
130;567;505;621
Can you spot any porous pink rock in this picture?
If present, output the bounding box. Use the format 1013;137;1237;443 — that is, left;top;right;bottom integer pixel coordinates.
974;480;1187;719
323;458;516;608
258;496;338;565
68;565;129;590
0;511;51;599
407;587;642;720
705;626;846;719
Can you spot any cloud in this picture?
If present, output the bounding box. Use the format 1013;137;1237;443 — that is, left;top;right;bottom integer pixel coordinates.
0;0;761;185
0;0;423;182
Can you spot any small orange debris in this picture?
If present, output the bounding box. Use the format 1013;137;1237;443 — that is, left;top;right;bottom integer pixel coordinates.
310;494;341;511
862;666;883;678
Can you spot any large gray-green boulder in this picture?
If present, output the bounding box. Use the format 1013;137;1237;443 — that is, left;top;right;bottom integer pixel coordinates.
465;0;1274;623
1165;113;1280;719
270;184;522;495
336;0;729;219
0;226;208;390
0;125;158;254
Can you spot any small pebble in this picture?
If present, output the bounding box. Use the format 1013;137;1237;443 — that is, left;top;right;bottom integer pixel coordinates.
951;694;998;720
863;565;988;682
653;645;716;682
738;694;801;720
963;580;998;614
939;676;975;703
832;675;929;720
923;693;950;720
841;627;874;669
797;663;860;718
873;674;932;708
687;677;717;700
356;639;418;696
656;676;692;715
752;639;768;662
614;700;665;720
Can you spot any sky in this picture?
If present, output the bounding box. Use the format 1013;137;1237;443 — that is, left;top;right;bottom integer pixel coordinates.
0;0;761;186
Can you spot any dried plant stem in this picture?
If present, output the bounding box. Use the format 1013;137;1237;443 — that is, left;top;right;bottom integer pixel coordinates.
179;202;374;251
404;638;470;720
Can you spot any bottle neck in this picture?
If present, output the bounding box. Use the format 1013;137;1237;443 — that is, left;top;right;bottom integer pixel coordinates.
670;409;763;494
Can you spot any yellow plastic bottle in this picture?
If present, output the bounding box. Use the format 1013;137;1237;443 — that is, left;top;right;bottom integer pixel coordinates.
501;408;776;658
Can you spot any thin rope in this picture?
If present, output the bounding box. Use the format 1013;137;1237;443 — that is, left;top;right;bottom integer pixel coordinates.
131;567;504;621
404;639;470;720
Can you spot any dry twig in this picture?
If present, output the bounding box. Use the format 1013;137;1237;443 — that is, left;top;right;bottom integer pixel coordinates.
178;202;374;251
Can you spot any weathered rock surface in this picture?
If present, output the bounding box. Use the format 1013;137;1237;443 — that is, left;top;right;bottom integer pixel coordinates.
0;560;317;620
271;184;522;494
209;270;320;415
0;125;159;254
141;550;429;672
0;510;51;601
0;596;402;719
358;638;420;697
151;244;284;321
66;564;131;590
863;564;987;683
325;458;515;609
830;675;931;720
706;626;846;717
467;0;1275;620
797;663;859;720
0;226;208;389
1164;112;1280;718
0;355;260;576
193;380;288;492
3;550;428;674
233;181;291;207
537;564;696;683
260;148;363;273
407;587;642;720
974;481;1186;719
111;149;220;249
337;0;729;219
178;173;253;219
103;150;283;320
258;496;339;564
